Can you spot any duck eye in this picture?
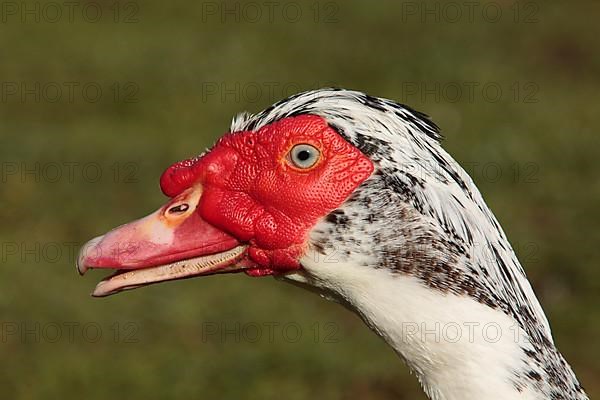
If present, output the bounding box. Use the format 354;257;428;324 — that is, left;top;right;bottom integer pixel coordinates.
168;203;189;214
289;144;320;169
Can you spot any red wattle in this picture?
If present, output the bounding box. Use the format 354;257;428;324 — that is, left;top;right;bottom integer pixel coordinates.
160;115;374;273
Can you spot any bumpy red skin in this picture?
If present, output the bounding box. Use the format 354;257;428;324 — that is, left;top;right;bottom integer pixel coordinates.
160;115;374;275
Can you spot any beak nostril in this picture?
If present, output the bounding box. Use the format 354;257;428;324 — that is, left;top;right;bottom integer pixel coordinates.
168;203;189;214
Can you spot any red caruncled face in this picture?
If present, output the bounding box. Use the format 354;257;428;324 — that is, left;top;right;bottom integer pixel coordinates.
77;115;373;296
160;115;374;274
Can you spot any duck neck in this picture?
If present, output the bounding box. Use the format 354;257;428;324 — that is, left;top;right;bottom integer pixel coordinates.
292;256;545;400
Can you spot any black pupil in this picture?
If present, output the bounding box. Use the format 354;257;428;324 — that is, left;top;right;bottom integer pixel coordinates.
169;204;189;213
297;149;311;162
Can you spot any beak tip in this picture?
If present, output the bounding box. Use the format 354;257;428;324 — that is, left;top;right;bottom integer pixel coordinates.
76;254;88;276
76;254;87;275
77;235;104;276
91;279;114;297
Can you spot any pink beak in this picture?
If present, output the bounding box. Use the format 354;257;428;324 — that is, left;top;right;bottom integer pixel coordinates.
77;185;248;297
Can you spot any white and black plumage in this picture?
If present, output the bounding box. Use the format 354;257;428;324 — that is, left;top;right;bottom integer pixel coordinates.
79;88;588;400
230;89;588;400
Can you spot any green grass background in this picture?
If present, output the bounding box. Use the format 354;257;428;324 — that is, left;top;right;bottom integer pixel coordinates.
0;1;599;399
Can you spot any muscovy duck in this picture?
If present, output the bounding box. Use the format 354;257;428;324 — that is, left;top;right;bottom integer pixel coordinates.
77;88;588;400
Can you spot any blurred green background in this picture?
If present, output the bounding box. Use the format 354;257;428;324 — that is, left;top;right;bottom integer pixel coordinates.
0;0;598;399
